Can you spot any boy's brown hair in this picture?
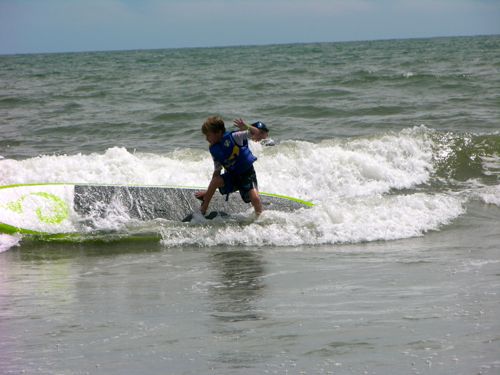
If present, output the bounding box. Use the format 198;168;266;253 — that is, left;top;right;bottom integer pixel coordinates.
202;116;225;135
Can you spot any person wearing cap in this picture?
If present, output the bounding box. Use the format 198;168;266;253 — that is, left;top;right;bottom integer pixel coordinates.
248;121;269;142
242;120;275;146
195;116;263;217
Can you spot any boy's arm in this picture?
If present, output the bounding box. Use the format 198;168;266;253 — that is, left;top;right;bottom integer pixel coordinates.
213;160;222;176
200;173;222;214
196;162;221;215
233;118;259;137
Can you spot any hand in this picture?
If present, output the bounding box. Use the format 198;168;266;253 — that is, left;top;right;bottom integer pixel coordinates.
194;191;205;202
194;191;207;214
233;118;247;130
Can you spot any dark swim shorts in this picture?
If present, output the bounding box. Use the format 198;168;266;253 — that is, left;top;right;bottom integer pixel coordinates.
219;166;258;203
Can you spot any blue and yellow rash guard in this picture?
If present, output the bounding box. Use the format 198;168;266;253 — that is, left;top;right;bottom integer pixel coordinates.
209;131;257;174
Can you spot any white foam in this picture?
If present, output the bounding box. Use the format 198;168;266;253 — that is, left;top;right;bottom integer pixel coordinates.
476;184;500;207
0;147;211;187
0;127;433;198
159;193;464;247
258;127;433;202
0;234;20;253
481;154;500;177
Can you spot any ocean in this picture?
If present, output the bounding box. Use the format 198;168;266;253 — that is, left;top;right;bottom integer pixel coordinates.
0;35;499;374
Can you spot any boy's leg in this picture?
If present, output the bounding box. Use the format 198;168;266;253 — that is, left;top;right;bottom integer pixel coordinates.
236;167;261;216
248;188;263;216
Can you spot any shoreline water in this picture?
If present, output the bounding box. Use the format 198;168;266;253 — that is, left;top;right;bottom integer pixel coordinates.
1;200;499;374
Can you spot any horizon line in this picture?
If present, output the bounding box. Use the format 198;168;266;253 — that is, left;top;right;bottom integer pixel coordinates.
1;33;498;57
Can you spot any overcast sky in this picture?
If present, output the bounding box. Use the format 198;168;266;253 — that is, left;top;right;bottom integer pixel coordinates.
1;0;499;54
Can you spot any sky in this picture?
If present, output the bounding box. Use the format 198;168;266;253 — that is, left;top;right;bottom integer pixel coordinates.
1;0;499;54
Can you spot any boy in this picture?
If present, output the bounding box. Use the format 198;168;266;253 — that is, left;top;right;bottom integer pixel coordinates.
196;116;263;216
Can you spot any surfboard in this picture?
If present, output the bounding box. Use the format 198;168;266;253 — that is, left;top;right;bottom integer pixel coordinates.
0;183;313;239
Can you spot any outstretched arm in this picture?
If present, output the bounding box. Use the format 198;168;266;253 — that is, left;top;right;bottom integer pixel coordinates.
233;118;259;136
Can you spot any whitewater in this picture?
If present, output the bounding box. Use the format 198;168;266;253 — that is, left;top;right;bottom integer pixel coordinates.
2;125;498;250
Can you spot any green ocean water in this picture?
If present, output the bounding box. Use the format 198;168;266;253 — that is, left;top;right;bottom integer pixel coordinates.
0;35;499;374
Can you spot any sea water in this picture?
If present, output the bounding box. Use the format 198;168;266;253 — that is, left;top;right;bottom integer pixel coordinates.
0;36;499;374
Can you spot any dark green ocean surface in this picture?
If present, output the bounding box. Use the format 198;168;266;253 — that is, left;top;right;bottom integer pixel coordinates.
1;35;499;158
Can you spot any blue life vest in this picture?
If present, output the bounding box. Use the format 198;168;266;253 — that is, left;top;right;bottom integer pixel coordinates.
210;131;257;174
